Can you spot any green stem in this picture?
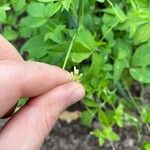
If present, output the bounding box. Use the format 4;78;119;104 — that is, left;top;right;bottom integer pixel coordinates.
62;32;78;69
129;0;137;9
62;0;84;69
100;20;119;41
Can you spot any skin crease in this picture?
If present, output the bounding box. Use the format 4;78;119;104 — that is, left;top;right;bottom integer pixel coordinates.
0;35;85;150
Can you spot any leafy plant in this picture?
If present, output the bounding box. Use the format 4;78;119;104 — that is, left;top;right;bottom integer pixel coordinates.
0;0;150;149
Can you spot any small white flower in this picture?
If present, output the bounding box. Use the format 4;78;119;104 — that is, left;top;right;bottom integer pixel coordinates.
71;66;83;82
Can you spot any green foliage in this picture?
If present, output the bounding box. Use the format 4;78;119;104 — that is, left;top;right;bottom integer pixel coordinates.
0;0;150;148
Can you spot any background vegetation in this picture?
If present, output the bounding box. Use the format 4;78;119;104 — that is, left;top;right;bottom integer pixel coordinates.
0;0;150;149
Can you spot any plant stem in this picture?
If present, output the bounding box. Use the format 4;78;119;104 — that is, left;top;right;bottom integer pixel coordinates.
62;32;78;69
62;0;83;69
110;140;116;150
100;20;119;41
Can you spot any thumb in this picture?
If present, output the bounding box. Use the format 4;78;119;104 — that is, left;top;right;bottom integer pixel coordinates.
0;81;85;150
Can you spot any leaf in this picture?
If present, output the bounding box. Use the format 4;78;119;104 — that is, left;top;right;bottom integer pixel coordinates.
83;98;99;108
91;129;105;146
11;0;26;11
114;59;127;84
27;2;46;17
113;39;131;84
142;141;150;150
96;0;105;3
37;0;57;2
62;0;72;11
44;25;65;43
45;2;62;17
133;23;150;45
103;126;120;141
24;16;47;28
98;109;110;126
48;41;91;64
130;68;150;83
21;35;49;58
80;109;97;126
113;4;126;22
86;52;101;78
141;106;150;123
0;10;6;23
132;43;150;67
72;27;97;50
113;104;124;127
2;26;18;40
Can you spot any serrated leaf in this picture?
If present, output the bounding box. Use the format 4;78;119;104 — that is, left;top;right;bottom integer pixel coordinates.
113;104;124;127
83;98;99;108
80;109;97;126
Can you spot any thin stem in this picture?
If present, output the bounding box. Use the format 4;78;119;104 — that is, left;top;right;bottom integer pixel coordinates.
106;0;114;8
110;140;116;150
100;20;119;41
62;32;78;69
62;0;83;69
129;0;137;9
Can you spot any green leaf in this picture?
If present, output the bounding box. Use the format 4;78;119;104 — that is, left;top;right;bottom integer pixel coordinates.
103;126;120;141
130;68;150;83
73;27;97;50
132;43;150;67
27;2;46;17
91;129;105;146
62;0;72;11
113;39;131;84
141;106;150;123
21;35;49;58
142;141;150;150
44;25;65;43
45;2;62;17
133;23;150;45
11;0;26;11
80;109;97;126
2;26;18;40
114;59;127;84
0;10;6;23
48;41;91;64
24;16;47;28
83;98;99;108
113;4;126;22
98;109;110;126
37;0;57;2
113;104;124;127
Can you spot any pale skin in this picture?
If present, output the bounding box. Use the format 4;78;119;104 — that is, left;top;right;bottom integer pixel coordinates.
0;35;85;150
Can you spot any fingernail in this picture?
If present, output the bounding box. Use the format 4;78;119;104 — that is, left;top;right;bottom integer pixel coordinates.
69;82;85;103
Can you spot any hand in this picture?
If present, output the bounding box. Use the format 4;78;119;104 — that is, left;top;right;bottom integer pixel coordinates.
0;35;85;150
